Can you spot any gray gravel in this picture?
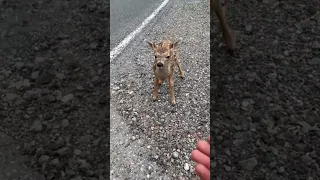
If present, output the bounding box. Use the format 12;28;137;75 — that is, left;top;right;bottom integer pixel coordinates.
111;0;210;179
211;0;320;179
0;0;109;179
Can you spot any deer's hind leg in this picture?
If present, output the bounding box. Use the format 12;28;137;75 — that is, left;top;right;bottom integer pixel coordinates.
212;0;237;56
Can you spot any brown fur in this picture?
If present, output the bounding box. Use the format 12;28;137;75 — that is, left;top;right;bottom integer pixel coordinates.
211;0;237;56
146;40;184;105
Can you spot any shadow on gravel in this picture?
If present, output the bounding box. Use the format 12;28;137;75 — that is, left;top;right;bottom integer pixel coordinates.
211;0;320;179
0;0;110;179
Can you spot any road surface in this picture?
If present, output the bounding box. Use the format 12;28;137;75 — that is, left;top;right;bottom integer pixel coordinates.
110;0;210;179
110;0;164;49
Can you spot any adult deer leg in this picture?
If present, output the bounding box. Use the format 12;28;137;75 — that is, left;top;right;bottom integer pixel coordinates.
212;0;237;56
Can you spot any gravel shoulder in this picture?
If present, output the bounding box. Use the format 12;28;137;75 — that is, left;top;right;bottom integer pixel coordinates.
211;0;320;179
0;0;109;179
111;0;210;179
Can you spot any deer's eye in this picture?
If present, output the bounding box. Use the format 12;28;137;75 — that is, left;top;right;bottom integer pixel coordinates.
166;56;170;58
154;55;157;58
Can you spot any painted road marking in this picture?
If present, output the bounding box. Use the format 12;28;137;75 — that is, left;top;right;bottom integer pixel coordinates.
110;0;170;62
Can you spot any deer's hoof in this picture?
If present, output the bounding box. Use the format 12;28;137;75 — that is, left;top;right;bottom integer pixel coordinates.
227;48;239;57
180;71;185;79
153;96;158;101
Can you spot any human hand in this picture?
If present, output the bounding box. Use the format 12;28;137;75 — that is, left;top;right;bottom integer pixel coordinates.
191;136;210;180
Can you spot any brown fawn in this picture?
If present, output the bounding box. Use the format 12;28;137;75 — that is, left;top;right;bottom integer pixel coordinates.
146;40;185;106
211;0;237;56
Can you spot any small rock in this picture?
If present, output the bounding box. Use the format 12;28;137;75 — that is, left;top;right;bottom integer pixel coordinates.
233;139;244;148
61;94;74;103
48;137;65;150
23;90;39;100
37;73;52;84
172;152;179;159
80;135;94;143
5;93;18;101
278;166;285;173
31;71;39;80
309;58;320;65
242;99;252;107
30;120;43;132
56;147;71;156
93;138;101;146
46;95;56;102
312;41;320;49
61;119;69;128
284;50;289;56
245;24;252;33
90;42;98;49
34;56;45;64
56;73;66;80
301;154;313;165
78;159;92;170
224;165;231;171
276;28;283;34
38;155;50;164
74;149;82;156
239;157;258;171
268;72;278;79
184;163;190;171
51;158;61;168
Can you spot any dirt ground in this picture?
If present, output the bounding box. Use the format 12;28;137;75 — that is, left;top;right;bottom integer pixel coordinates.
211;0;320;179
1;0;109;179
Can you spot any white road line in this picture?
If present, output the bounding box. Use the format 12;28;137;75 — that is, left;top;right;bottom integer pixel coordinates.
110;0;170;62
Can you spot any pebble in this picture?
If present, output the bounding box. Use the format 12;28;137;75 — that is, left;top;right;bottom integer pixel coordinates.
224;165;231;171
172;152;179;159
278;166;285;173
51;158;61;167
74;149;82;156
61;119;69;128
61;94;74;103
245;24;253;33
31;71;40;80
239;157;258;171
309;58;320;65
38;155;50;164
30;120;43;132
184;163;190;171
56;73;66;80
34;56;45;64
267;72;278;79
5;93;18;101
37;73;52;84
90;42;98;49
56;147;70;156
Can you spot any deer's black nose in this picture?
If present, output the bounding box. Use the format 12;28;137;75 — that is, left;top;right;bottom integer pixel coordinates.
157;62;163;67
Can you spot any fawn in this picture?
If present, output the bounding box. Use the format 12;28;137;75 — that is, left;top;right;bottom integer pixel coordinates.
146;40;185;106
211;0;237;56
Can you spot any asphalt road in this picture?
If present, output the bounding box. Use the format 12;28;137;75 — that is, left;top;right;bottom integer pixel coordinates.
110;0;164;49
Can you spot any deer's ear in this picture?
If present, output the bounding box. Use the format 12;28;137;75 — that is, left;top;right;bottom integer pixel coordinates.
172;40;180;49
146;40;155;50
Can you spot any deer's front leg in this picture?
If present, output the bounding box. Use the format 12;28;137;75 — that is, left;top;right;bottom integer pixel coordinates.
153;77;159;101
169;74;175;105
